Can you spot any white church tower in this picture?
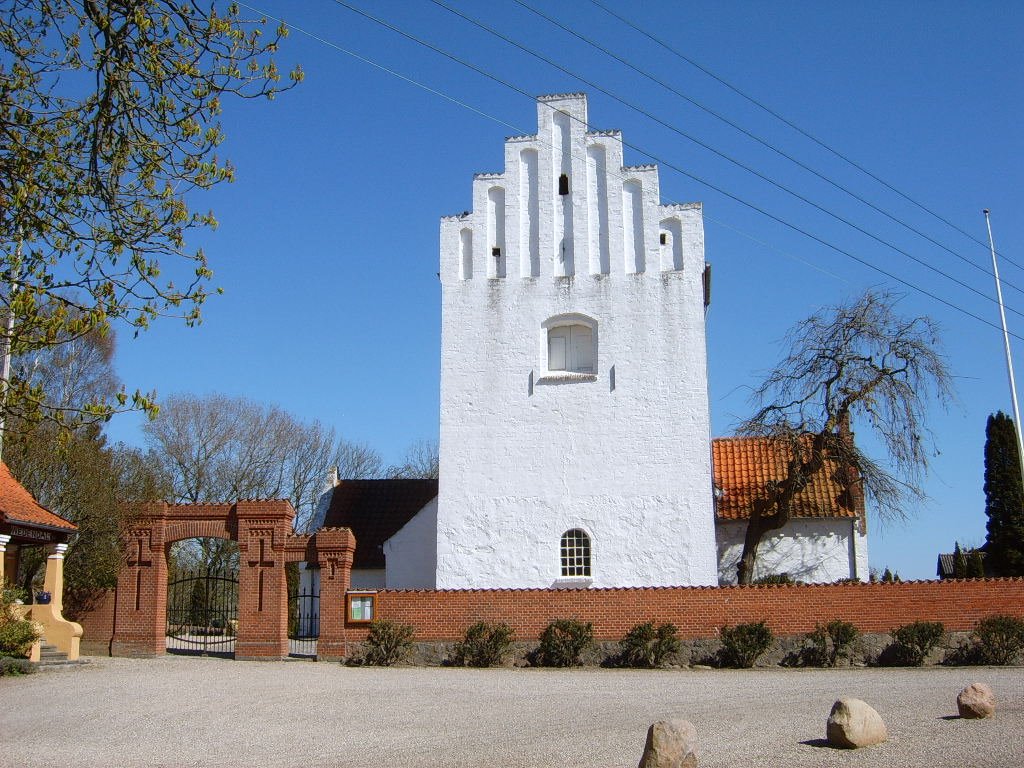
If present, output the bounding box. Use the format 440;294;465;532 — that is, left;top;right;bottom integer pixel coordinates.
435;93;718;588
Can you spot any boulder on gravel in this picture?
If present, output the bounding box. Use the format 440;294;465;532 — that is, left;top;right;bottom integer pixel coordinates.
826;698;888;749
957;683;996;719
638;718;698;768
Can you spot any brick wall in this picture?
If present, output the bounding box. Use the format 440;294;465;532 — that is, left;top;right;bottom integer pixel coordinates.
343;578;1024;642
77;590;115;655
76;577;1024;655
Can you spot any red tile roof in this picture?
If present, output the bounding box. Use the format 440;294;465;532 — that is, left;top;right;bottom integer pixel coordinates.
320;480;438;569
0;461;77;531
712;436;860;521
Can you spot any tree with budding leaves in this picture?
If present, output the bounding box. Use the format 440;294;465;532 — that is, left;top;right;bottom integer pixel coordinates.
1;0;302;428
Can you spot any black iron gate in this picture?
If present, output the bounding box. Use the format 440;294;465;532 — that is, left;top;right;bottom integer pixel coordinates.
166;569;239;657
288;589;319;658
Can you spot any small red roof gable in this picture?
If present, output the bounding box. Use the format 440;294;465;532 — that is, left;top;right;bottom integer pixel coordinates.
712;436;861;521
0;461;77;531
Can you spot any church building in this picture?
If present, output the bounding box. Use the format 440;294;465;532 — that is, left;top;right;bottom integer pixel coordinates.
311;93;867;590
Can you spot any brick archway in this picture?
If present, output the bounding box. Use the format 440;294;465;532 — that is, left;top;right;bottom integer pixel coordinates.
110;501;354;660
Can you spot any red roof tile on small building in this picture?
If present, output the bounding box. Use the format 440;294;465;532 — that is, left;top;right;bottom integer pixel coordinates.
320;479;438;569
712;436;861;521
0;461;77;531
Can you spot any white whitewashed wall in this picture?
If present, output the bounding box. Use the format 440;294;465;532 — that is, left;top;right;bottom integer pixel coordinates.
716;518;869;585
431;93;717;588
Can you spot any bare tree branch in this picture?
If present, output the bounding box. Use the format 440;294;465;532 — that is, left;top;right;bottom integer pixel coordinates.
386;439;439;480
143;393;385;550
734;290;953;584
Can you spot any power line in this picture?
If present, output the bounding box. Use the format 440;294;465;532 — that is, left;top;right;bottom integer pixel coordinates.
239;2;1024;341
252;5;837;291
242;7;524;137
586;0;1023;273
426;0;1024;321
323;1;1020;337
704;214;850;284
509;0;1022;298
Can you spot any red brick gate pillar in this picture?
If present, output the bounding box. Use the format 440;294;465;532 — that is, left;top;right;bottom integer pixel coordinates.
313;527;356;661
111;505;168;657
235;501;293;660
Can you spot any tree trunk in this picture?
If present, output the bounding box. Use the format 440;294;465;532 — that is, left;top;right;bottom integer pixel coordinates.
735;434;829;585
736;507;788;585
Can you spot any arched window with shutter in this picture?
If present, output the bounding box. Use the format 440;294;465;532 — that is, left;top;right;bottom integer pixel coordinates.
547;324;593;374
542;313;598;379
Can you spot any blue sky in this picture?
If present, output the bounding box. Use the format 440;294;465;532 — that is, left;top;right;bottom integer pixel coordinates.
104;0;1023;580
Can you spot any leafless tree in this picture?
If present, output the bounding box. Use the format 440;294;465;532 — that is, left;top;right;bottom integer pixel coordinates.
338;439;386;481
143;393;384;565
735;290;953;584
14;327;120;418
387;439;439;479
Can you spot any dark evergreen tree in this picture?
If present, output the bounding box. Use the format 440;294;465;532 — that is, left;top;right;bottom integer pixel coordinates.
967;550;986;578
880;568;900;583
983;412;1024;576
953;542;966;578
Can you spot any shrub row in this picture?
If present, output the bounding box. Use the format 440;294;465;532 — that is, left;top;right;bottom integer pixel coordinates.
352;613;1024;669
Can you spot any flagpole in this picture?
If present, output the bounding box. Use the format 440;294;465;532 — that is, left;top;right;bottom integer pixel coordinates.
984;209;1024;480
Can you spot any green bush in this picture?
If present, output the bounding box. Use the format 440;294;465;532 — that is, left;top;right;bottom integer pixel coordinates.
0;585;43;658
0;656;36;676
882;621;944;666
0;621;41;658
451;621;514;667
1;583;27;605
618;622;681;668
360;620;414;666
536;619;594;667
719;621;773;668
804;619;859;667
970;614;1024;665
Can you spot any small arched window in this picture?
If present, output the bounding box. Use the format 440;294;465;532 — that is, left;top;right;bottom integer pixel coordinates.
560;529;591;577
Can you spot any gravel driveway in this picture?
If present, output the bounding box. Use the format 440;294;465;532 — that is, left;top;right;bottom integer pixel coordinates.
2;656;1022;767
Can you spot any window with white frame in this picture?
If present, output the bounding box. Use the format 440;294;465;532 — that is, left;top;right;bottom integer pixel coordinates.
560;529;592;577
548;324;593;374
